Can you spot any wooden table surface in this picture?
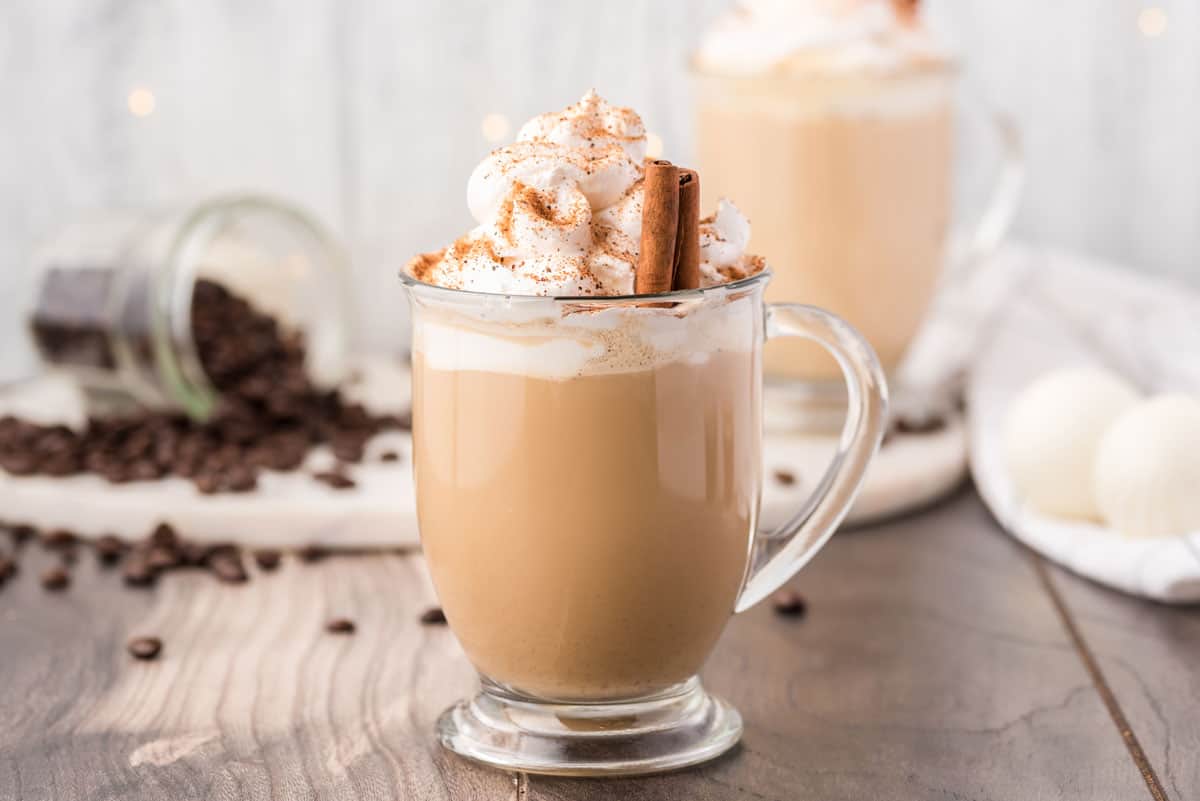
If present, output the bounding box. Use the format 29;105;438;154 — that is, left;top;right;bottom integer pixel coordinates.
1;486;1194;801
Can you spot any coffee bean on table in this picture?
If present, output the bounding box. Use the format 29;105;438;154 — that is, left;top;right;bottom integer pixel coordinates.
193;472;221;495
772;590;808;618
146;546;181;572
894;414;948;435
41;529;77;549
419;607;447;625
150;523;178;549
179;543;207;567
223;465;258;493
313;470;356;490
95;535;126;565
122;555;157;588
209;551;248;584
10;525;36;546
298;544;329;563
127;636;162;661
772;469;797;487
326;618;356;634
41;566;70;591
253;549;282;571
331;436;365;464
379;451;400;463
0;556;16;582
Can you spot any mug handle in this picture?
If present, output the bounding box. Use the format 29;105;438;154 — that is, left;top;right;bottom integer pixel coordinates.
735;303;889;613
945;107;1025;289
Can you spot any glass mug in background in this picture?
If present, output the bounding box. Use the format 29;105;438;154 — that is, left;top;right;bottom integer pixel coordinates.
400;269;887;776
693;62;1023;428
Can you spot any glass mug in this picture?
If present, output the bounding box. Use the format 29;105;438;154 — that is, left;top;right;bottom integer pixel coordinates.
693;62;1023;429
400;268;887;776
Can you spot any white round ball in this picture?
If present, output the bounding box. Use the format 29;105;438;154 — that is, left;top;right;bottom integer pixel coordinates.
1094;394;1200;538
1005;366;1139;519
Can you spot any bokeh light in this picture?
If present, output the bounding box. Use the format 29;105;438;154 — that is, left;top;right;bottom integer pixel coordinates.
127;87;156;117
1138;7;1167;38
646;132;664;160
481;113;510;143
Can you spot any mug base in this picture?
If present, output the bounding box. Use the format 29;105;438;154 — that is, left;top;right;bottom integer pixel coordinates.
435;676;743;776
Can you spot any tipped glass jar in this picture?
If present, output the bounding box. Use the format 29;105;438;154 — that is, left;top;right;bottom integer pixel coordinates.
27;194;351;420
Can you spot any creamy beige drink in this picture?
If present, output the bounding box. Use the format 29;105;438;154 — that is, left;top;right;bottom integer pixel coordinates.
411;318;759;700
694;0;954;381
405;93;767;701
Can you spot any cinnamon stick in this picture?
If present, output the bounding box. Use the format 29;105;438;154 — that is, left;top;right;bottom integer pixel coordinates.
673;169;701;290
891;0;919;26
636;160;680;294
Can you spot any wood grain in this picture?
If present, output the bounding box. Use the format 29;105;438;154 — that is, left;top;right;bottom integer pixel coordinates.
529;490;1154;801
1;489;1191;800
0;546;513;801
1044;561;1200;801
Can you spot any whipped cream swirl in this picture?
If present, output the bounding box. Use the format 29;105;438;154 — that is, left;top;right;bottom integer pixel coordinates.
695;0;951;77
408;91;763;296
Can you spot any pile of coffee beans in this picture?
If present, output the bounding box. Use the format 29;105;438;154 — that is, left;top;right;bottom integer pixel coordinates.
3;279;407;493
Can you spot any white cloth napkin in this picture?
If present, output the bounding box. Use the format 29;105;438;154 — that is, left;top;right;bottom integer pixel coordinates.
966;246;1200;604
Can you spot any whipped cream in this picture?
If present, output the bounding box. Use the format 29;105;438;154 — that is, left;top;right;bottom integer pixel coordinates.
695;0;951;77
407;91;764;296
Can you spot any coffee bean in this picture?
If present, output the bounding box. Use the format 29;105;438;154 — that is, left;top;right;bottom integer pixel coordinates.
0;556;16;582
95;535;126;565
41;566;70;591
379;450;400;463
122;555;157;588
326;617;356;634
10;525;36;545
194;472;221;495
201;543;238;565
175;542;203;566
127;636;162;661
771;590;807;618
150;523;178;549
209;551;247;584
313;471;356;490
253;549;282;571
772;469;797;487
894;414;948;435
298;544;329;563
223;466;258;493
146;546;181;572
41;529;77;549
419;607;447;625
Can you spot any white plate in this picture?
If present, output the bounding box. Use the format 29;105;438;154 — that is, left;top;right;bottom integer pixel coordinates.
0;357;418;549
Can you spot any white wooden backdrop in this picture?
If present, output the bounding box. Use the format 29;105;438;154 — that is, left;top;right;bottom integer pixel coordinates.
2;0;1197;369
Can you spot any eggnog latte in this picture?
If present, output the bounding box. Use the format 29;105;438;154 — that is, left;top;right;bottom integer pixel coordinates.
694;0;954;381
402;91;888;775
405;93;768;700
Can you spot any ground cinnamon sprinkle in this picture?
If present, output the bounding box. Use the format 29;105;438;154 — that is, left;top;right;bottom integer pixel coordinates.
496;193;516;245
408;250;444;282
518;184;556;222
